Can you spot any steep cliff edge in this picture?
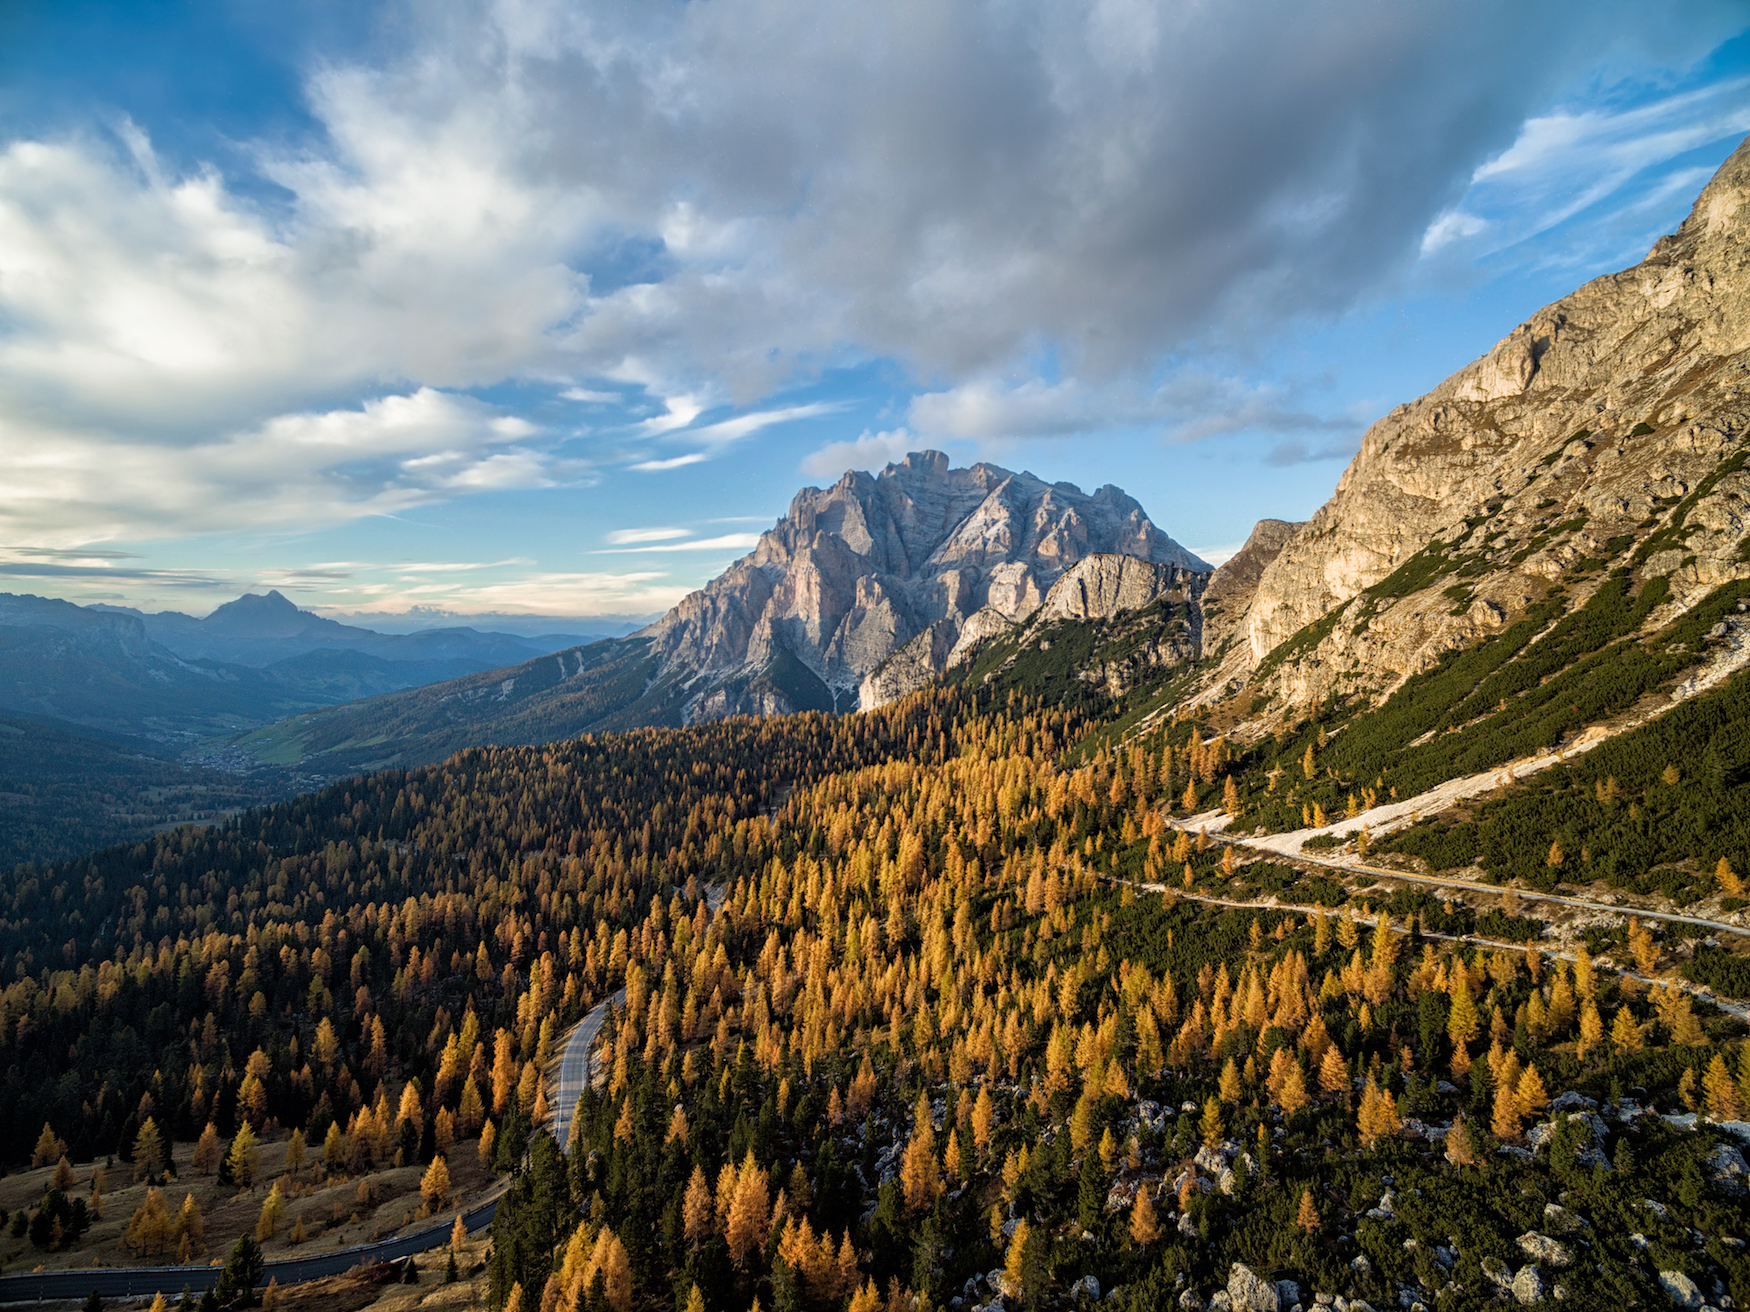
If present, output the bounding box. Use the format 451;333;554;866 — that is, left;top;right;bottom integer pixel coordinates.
1227;134;1750;713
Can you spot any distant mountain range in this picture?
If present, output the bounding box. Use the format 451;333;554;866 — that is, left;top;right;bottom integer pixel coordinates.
223;456;1208;774
0;589;603;743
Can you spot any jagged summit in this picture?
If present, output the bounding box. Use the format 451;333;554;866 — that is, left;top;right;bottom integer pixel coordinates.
639;450;1205;718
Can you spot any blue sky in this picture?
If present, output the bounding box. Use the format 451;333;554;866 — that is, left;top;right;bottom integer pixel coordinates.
1;1;1748;627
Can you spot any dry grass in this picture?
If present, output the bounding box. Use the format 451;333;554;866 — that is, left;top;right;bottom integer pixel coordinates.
0;1131;499;1273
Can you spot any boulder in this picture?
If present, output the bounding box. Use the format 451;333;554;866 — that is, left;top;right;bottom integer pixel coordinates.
1515;1233;1573;1267
1657;1270;1703;1309
1069;1274;1101;1302
1510;1267;1545;1305
1227;1263;1281;1312
1704;1142;1747;1195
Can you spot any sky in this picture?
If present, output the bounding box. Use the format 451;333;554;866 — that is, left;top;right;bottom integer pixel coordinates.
1;1;1748;628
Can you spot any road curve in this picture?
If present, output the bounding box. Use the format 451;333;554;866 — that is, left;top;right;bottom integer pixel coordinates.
0;1192;501;1305
549;988;624;1154
1178;821;1750;939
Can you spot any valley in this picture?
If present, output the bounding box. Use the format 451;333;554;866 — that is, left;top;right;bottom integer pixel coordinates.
2;116;1750;1312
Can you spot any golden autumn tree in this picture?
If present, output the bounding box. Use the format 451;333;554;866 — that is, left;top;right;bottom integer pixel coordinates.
900;1092;942;1214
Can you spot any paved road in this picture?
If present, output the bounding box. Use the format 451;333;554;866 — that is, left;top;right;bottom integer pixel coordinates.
549;988;624;1155
1178;821;1750;939
1;884;717;1304
0;1193;501;1304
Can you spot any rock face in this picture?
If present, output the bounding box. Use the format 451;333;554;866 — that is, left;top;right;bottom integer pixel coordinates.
1222;134;1750;709
637;451;1207;720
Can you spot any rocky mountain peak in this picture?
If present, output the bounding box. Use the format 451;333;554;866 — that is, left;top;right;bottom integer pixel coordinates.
1220;131;1750;711
640;450;1205;719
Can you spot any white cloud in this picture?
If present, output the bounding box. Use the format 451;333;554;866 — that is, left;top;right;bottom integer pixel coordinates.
800;429;922;478
562;387;621;403
629;453;710;472
1419;73;1750;266
605;527;691;544
0;388;570;546
592;533;762;554
0;0;1742;555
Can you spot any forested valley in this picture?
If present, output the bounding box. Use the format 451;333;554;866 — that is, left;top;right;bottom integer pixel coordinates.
0;670;1747;1312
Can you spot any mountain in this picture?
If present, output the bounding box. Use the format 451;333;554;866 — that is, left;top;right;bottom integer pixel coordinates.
94;589;594;669
1213;131;1750;716
0;587;604;744
946;133;1750;896
228;454;1205;772
0;592;319;740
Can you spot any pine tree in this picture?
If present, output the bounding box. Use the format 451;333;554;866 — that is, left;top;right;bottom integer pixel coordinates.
255;1182;286;1242
683;1165;714;1246
133;1118;165;1184
1278;1060;1309;1116
421;1156;452;1211
1198;1098;1224;1149
32;1122;65;1169
1491;1081;1522;1139
1218;1057;1242;1104
193;1124;223;1175
900;1093;940;1214
1318;1045;1348;1098
1609;1006;1644;1054
1295;1189;1319;1234
1717;857;1746;898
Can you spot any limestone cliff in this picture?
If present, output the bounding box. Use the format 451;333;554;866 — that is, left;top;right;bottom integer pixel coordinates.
1219;134;1750;714
637;452;1208;719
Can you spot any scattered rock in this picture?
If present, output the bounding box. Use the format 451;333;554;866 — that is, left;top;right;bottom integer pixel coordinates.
1069;1274;1101;1302
1178;1291;1205;1311
1227;1262;1281;1312
1516;1233;1573;1267
1549;1091;1598;1113
1541;1204;1586;1234
1657;1270;1703;1309
1510;1266;1545;1305
1704;1142;1747;1195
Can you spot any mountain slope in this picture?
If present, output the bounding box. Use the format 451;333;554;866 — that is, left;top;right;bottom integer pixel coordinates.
1221;134;1750;713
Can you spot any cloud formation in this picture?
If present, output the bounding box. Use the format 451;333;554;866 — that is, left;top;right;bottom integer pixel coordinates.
0;0;1743;550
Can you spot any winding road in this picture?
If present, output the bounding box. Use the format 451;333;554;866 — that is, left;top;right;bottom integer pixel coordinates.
1177;819;1750;939
0;991;627;1305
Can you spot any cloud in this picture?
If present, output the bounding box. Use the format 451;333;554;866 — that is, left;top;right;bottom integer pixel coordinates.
1185;542;1246;568
0;388;574;545
1419;73;1750;266
1266;437;1363;467
561;387;621;403
629;453;710;472
605;527;690;544
800;429;922;479
0;0;1742;553
592;533;762;554
909;373;1363;445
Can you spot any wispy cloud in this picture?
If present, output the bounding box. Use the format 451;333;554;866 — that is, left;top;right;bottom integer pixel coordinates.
629;453;709;472
591;533;761;554
604;527;690;544
800;429;921;479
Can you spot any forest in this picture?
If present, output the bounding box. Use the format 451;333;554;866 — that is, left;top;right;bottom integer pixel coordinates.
0;671;1745;1312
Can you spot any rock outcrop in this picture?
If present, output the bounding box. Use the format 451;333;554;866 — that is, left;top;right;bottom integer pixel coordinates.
637;452;1208;719
1218;133;1750;710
